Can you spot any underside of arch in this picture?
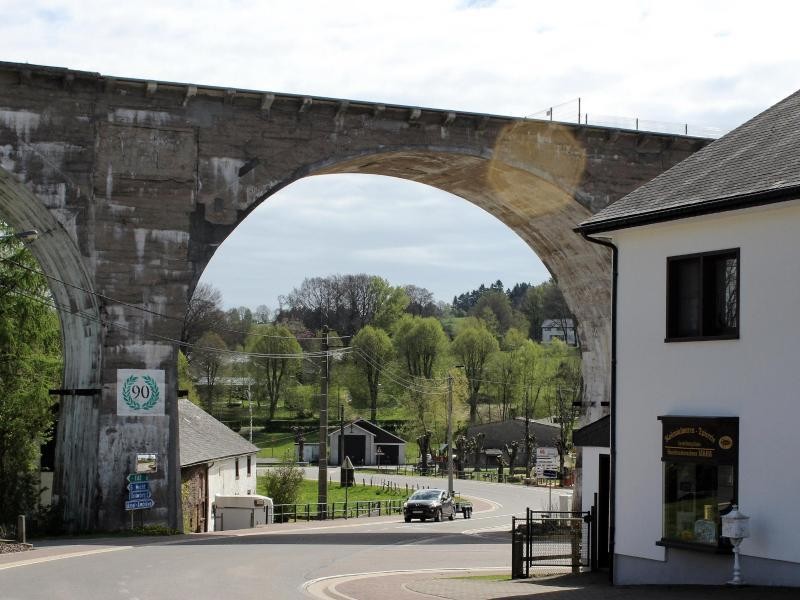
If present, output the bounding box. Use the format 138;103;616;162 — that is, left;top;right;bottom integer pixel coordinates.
0;166;102;530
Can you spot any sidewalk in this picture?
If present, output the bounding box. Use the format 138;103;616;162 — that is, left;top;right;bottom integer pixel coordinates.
313;570;800;600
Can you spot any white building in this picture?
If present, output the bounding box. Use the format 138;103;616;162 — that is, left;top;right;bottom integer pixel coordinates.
299;420;407;466
541;318;577;345
579;88;800;586
179;399;259;532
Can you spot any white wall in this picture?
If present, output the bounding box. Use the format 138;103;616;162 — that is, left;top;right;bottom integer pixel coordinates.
609;199;800;565
580;446;605;514
207;453;257;531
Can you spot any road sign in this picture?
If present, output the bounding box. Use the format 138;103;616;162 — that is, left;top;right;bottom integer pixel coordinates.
125;499;155;510
128;491;152;501
542;469;559;479
127;473;149;483
127;481;150;492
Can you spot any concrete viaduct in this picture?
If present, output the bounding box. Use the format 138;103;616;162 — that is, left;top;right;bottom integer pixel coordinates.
0;62;710;531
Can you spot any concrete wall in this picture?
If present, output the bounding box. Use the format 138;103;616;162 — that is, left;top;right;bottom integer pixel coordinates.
0;61;709;530
608;199;800;585
208;454;257;532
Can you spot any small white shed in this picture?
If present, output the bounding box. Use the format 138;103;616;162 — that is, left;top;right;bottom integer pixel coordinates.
214;494;274;531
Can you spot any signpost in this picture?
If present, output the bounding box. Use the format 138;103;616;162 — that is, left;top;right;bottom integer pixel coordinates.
125;472;154;525
535;447;559;478
535;447;560;513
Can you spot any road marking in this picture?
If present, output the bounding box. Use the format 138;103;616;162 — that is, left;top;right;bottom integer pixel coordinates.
461;525;511;535
303;567;508;599
0;546;131;571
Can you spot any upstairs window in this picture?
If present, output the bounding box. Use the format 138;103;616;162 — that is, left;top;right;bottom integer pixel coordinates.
667;249;739;341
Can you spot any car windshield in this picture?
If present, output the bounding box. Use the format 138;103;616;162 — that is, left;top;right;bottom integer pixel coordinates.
410;491;442;501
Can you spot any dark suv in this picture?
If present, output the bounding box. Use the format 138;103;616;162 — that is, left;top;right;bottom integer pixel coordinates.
403;489;455;522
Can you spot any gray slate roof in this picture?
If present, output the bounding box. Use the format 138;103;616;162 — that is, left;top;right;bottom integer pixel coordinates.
580;88;800;233
572;415;610;448
179;399;258;467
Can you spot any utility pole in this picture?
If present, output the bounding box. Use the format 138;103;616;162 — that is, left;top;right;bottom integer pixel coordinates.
318;326;329;518
339;388;344;467
524;382;531;478
247;382;253;444
447;372;454;497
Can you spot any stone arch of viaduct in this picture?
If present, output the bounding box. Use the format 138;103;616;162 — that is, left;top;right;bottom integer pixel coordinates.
0;62;709;531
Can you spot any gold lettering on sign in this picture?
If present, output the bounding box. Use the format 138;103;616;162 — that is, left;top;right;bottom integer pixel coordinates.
665;427;695;442
698;428;716;444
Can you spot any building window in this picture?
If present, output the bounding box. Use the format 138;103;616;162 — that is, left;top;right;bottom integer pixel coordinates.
658;416;738;552
666;249;739;341
247;456;252;477
235;458;240;480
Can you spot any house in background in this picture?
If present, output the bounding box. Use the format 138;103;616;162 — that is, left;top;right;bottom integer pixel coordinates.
329;419;406;466
541;318;577;345
466;417;560;469
579;88;800;586
300;419;406;465
179;398;258;533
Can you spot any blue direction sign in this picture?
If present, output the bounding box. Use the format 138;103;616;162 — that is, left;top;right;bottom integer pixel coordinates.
128;491;152;501
542;469;559;479
127;481;150;492
125;499;155;511
127;473;149;483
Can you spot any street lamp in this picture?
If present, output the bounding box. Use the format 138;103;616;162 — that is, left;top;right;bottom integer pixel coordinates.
721;505;751;585
447;365;465;498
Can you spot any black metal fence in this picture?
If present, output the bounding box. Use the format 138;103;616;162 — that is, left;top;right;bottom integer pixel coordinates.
272;499;404;522
356;465;566;487
512;509;591;577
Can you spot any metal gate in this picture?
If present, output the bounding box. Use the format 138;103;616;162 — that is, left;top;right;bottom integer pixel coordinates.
512;509;591;577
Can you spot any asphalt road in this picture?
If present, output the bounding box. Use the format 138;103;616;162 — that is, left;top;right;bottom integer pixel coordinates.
0;469;569;600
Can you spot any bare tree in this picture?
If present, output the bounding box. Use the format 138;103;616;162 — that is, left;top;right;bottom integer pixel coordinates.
183;283;225;358
192;331;228;414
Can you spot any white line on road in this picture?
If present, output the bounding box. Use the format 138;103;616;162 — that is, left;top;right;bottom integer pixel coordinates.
0;546;132;571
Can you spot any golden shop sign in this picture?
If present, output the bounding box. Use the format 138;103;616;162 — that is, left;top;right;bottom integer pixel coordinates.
658;416;739;464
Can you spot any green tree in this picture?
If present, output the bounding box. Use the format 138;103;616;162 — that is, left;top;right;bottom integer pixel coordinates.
393;315;448;379
0;231;62;528
393;315;448;431
352;326;393;423
549;356;582;477
177;350;201;406
246;324;302;421
471;290;513;335
261;463;304;521
451;319;499;424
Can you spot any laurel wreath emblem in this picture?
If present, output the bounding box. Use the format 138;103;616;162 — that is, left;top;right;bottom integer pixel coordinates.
122;374;160;411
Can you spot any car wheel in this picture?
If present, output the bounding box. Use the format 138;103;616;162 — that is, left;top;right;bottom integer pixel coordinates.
404;516;412;523
448;510;455;521
434;509;442;522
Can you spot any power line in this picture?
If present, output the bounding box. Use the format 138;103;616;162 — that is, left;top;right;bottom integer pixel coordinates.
350;346;447;395
7;286;352;361
0;256;349;341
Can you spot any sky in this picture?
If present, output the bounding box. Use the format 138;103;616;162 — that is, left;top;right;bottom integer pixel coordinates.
3;0;799;309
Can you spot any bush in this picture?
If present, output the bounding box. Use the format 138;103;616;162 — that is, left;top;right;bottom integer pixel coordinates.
261;463;304;506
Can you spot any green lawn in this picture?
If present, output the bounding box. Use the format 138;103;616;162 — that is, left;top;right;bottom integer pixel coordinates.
250;430;319;459
256;477;408;504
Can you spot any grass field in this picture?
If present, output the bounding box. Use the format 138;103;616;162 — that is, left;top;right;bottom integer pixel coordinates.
249;430;320;459
256;477;409;508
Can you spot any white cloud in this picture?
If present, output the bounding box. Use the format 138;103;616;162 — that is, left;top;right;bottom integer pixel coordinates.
3;0;798;307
